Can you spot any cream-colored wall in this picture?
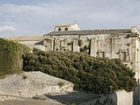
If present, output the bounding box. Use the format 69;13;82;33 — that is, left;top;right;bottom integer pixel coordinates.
54;24;80;31
116;90;133;105
70;24;80;30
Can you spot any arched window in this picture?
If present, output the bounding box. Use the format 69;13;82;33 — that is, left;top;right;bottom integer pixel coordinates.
65;28;68;31
58;28;61;31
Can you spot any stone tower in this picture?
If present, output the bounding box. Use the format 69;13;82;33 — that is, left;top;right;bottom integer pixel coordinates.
54;24;80;31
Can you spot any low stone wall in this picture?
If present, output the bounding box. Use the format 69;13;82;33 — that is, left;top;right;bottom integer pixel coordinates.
116;90;133;105
80;90;133;105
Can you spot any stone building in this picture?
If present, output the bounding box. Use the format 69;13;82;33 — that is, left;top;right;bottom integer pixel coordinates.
10;24;140;74
44;24;140;74
54;24;80;31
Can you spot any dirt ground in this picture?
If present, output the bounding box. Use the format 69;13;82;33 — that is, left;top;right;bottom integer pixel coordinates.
0;92;101;105
0;98;63;105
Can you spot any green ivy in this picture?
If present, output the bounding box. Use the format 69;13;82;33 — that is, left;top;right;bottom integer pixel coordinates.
0;38;29;77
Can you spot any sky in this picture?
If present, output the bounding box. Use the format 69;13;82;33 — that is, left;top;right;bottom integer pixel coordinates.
0;0;140;38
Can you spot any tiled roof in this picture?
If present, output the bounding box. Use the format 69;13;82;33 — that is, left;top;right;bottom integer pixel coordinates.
46;29;132;36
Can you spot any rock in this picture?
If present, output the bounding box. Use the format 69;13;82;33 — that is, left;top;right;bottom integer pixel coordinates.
0;71;74;98
0;95;22;101
32;95;47;100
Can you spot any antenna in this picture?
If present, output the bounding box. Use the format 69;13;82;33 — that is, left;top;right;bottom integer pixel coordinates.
74;18;77;24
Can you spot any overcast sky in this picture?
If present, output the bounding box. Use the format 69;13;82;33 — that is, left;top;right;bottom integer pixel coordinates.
0;0;140;38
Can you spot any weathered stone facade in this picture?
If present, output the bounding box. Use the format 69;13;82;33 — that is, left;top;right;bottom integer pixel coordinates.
44;25;140;73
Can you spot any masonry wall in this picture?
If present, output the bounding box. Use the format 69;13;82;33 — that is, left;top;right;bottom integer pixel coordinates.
44;33;140;72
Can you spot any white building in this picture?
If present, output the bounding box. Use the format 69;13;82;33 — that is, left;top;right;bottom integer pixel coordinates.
54;24;80;31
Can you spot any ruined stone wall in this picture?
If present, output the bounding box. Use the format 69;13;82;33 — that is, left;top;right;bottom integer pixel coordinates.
110;34;133;69
44;33;140;72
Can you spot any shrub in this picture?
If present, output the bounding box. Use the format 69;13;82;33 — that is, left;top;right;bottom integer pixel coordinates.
78;39;83;46
0;38;29;77
57;82;64;87
23;75;28;79
23;48;137;94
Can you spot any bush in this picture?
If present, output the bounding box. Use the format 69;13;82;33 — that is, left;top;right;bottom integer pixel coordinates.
0;38;29;77
23;48;137;94
57;82;64;87
23;75;28;79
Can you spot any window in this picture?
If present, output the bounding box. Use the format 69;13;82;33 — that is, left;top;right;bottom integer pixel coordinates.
97;51;105;58
58;28;61;31
121;52;127;61
100;52;105;58
65;28;68;31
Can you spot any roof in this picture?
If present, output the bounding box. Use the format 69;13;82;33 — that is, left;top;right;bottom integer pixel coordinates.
8;35;44;41
46;29;132;36
55;24;72;27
